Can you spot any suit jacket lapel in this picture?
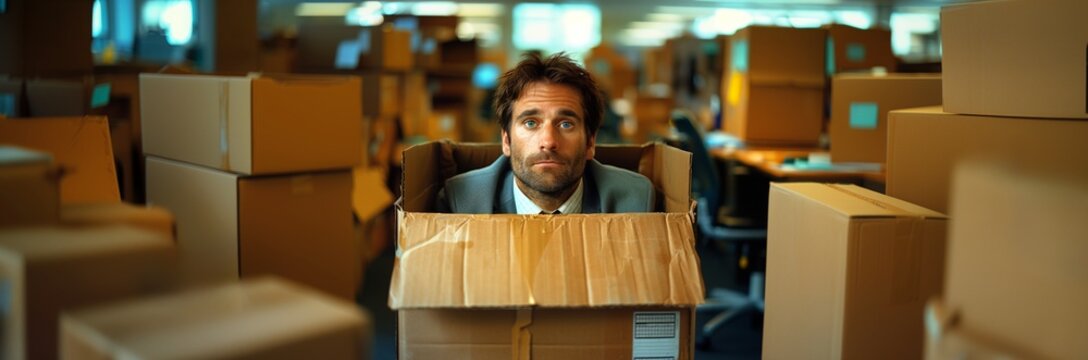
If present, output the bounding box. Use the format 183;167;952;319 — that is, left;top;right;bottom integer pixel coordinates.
497;167;517;214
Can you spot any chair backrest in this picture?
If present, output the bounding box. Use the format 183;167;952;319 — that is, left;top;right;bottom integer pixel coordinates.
670;110;720;213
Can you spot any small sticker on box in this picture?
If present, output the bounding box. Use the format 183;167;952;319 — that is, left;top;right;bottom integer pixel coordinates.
632;311;679;360
0;93;14;117
91;83;111;109
846;43;867;62
731;40;748;72
849;102;879;130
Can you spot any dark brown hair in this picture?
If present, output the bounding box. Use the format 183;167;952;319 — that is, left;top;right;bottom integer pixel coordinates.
493;52;604;140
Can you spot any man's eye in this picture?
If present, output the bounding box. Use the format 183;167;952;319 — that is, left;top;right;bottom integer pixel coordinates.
524;120;538;128
559;121;575;129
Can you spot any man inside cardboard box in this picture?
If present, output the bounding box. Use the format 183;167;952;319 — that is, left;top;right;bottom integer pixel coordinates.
437;53;653;214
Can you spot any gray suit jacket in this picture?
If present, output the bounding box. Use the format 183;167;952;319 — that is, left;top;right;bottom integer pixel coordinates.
436;156;654;214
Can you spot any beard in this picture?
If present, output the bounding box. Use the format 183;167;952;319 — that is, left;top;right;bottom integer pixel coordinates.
509;146;587;197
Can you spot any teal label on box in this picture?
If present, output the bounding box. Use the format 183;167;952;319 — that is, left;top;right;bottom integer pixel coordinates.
846;43;866;62
731;40;748;72
849;102;879;130
0;93;14;117
91;83;111;108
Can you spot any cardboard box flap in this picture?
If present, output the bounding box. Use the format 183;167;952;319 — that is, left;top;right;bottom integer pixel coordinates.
353;167;393;221
773;183;946;219
0;116;120;204
400;141;692;213
0;225;172;262
389;212;703;309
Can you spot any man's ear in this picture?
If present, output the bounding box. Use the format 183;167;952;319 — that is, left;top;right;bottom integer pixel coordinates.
586;134;596;160
502;129;511;157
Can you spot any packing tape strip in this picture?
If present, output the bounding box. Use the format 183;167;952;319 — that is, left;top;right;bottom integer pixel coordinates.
512;308;533;360
218;81;231;171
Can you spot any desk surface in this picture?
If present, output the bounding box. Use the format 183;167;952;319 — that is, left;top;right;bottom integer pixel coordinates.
711;147;885;183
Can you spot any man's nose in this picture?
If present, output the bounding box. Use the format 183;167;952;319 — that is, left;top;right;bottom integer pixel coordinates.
539;123;559;151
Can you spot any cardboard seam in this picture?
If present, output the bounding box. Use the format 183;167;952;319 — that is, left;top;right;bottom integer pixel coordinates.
218;81;230;171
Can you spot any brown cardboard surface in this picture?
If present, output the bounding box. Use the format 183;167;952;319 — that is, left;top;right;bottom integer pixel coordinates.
353;166;393;222
239;170;359;301
0;0;93;77
145;156;359;301
363;72;402;118
426;108;463;141
765;183;946;359
214;0;259;74
400;70;431;138
0;146;59;228
0;225;177;360
886;106;1088;213
365;28;413;71
60;277;371;360
0;116;120;204
824;24;896;74
400;307;692;360
724;26;826;146
829;74;941;163
146;156;239;286
941;0;1088;119
140;73;362;175
943;159;1088;359
60;203;174;240
392;141;701;357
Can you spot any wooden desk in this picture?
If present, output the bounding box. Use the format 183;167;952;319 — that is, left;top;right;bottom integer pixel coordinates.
711;147;885;184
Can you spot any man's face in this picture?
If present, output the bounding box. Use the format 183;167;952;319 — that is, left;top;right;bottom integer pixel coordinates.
503;81;595;196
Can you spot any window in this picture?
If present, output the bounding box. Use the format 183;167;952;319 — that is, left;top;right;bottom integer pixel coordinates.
513;3;600;54
142;0;194;45
92;0;106;38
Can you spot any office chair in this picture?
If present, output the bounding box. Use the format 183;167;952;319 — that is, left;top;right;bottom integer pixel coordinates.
670;110;767;348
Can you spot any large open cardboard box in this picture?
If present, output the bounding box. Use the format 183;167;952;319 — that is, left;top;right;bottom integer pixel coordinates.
60;277;371;360
886;106;1088;213
389;142;704;359
941;0;1088;119
0;225;177;360
765;183;946;359
829;74;941;163
140;73;362;175
145;156;359;301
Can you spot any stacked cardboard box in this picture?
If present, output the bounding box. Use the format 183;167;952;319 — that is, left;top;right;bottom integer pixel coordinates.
61;277;372;360
763;183;946;359
390;142;704;359
882;1;1088;357
823;24;897;74
141;73;363;301
723;26;826;146
829;74;941;164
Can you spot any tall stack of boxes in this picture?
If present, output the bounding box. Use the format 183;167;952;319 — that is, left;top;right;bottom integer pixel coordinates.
722;26;826;146
881;0;1088;357
140;73;364;301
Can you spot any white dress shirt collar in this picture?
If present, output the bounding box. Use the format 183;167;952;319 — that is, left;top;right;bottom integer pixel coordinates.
512;177;583;214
